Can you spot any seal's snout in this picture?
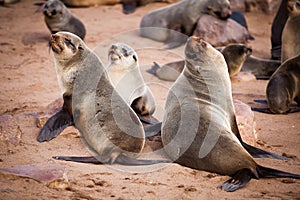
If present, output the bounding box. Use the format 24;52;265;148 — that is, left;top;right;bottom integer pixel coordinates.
49;33;63;54
190;36;207;49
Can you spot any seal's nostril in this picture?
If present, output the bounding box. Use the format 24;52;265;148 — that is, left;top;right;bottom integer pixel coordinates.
111;45;118;50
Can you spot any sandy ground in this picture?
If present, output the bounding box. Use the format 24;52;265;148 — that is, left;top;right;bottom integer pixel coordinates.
0;1;300;199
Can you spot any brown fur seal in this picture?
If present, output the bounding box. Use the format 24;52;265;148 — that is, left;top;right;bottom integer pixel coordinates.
41;0;86;40
107;43;156;117
140;0;231;48
147;43;252;81
41;31;168;165
161;36;300;192
252;54;300;114
270;0;289;60
281;0;300;62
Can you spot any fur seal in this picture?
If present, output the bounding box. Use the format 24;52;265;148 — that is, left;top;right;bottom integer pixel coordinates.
42;31;168;165
252;54;300;114
161;36;300;192
281;0;300;62
270;0;289;60
140;0;231;48
107;43;156;117
147;43;252;81
41;0;86;40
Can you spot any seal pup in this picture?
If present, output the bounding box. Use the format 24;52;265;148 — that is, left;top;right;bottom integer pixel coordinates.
147;43;252;81
107;43;156;118
252;54;300;114
40;0;86;40
281;0;300;62
140;0;231;48
43;31;168;165
161;36;300;192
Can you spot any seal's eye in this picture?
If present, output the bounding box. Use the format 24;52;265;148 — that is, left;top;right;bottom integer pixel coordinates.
64;38;76;52
132;55;137;62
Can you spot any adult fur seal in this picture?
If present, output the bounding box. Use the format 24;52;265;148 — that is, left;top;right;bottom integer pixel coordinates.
107;43;156;117
281;0;300;62
252;54;300;114
140;0;231;48
161;36;300;192
270;0;289;60
41;0;86;40
41;31;168;165
147;43;252;81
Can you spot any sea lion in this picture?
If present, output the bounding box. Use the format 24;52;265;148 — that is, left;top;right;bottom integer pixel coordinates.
107;43;156;117
281;0;300;62
140;0;231;48
42;31;168;165
41;0;86;40
252;54;300;114
161;36;300;192
147;43;252;81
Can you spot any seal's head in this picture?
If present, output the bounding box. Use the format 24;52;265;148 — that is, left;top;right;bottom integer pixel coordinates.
286;0;300;15
222;44;252;61
49;31;87;63
42;0;66;18
206;0;232;20
184;36;226;75
108;43;138;70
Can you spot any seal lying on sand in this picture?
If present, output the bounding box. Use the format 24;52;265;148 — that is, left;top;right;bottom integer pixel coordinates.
41;31;168;165
147;43;252;81
140;0;231;48
161;36;300;192
39;0;86;40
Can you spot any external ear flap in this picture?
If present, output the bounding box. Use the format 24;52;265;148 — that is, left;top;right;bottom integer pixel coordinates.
133;55;137;62
78;45;84;50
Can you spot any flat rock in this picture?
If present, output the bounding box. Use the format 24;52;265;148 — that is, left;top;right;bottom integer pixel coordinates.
0;163;65;183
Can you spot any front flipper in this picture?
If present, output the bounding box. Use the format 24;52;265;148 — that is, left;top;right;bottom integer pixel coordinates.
53;155;170;165
163;25;188;49
144;122;162;138
121;0;137;14
37;94;74;142
37;109;74;142
242;142;287;160
218;169;253;192
254;99;268;104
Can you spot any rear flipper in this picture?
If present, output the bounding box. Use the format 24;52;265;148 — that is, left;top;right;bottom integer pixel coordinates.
242;142;287;160
257;165;300;179
37;109;74;142
144;122;162;138
146;62;160;76
53;155;170;165
218;169;253;192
